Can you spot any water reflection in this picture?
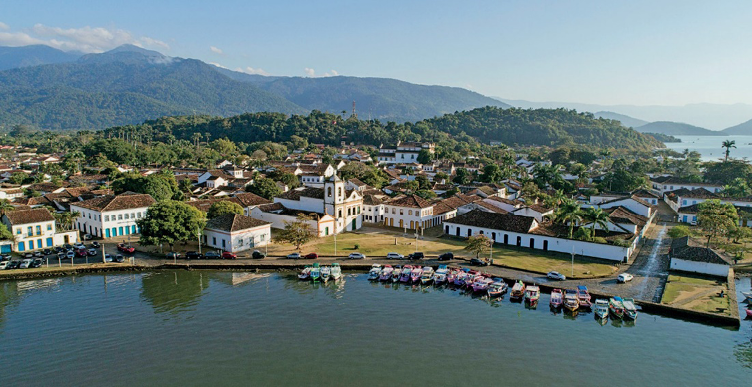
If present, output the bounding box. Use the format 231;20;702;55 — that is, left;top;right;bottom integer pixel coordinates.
140;271;209;316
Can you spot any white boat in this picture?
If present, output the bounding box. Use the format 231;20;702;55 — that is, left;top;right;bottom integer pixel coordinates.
433;265;448;285
298;266;311;280
368;264;382;281
410;266;423;283
392;266;402;283
421;267;434;284
331;263;342;281
321;266;331;283
743;291;752;303
379;265;394;281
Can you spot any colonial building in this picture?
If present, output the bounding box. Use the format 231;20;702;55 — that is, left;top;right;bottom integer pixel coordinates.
377;141;435;164
669;236;731;277
202;214;271;253
2;208;77;252
382;194;442;230
69;193;156;238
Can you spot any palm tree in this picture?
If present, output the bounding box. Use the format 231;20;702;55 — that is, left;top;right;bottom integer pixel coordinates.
0;199;14;217
583;207;610;239
722;140;736;162
554;199;583;239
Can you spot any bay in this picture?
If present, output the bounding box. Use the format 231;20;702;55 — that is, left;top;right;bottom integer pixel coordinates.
664;135;752;162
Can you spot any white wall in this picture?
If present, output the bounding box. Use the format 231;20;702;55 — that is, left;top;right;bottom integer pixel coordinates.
203;225;271;253
670;258;729;277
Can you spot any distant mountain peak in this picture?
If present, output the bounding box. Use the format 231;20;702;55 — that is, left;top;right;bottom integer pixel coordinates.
78;44;174;65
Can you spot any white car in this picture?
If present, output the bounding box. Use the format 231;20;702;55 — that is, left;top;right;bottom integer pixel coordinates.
19;259;32;269
0;261;9;270
617;273;634;283
66;251;75;259
348;252;366;260
386;252;403;260
547;271;566;281
73;243;85;249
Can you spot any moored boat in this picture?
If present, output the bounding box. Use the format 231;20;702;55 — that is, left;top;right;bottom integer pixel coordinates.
525;285;540;304
379;265;393;281
563;289;579;312
743;291;752;303
746;309;752;318
487;278;508;298
368;264;382;281
392;266;402;283
433;265;448;285
331;263;342;281
550;288;563;309
577;285;592;309
622;297;638;320
446;268;459;285
310;263;321;282
472;277;493;293
400;265;413;282
298;265;311;280
455;269;470;287
594;299;609;320
410;266;423;283
609;297;625;319
321;266;331;283
510;280;526;299
421;266;434;285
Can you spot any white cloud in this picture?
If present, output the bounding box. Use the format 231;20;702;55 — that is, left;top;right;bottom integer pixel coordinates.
0;22;10;31
210;46;223;55
236;66;270;76
304;68;339;77
209;62;229;69
0;23;169;53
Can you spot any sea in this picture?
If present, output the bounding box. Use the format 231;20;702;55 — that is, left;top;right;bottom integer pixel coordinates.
663;135;752;162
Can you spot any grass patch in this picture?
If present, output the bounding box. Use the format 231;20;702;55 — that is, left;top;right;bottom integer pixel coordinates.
661;274;730;315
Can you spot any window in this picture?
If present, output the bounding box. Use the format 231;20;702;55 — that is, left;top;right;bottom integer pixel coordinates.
36;225;41;235
213;237;217;245
124;213;129;220
27;226;33;236
88;213;91;219
238;239;244;246
105;215;109;221
47;224;52;231
260;234;265;241
338;187;342;197
400;209;403;215
338;209;342;218
327;187;332;197
391;208;395;214
357;207;360;214
409;210;413;215
118;214;123;220
16;228;20;235
131;213;135;219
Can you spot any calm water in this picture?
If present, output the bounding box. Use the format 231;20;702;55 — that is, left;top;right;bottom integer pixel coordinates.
0;271;751;386
664;135;752;161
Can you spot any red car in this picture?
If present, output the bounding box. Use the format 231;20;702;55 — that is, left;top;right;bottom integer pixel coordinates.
221;251;237;259
304;253;318;259
117;243;136;254
75;248;88;257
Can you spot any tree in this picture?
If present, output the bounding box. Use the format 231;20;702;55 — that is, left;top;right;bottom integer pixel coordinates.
417;149;433;164
0;223;12;241
246;177;282;199
415;189;437;200
464;234;492;258
704;160;752;186
415;175;431;190
453;168;470;185
112;173;177;202
554;199;583;239
583;207;610;239
9;124;32;137
0;199;14;216
137;201;206;251
275;214;318;251
722;140;736;162
728;226;752;243
697;199;739;248
482;163;505;183
667;225;691;239
722;178;751;198
8;172;28;185
54;211;79;231
207;201;243;219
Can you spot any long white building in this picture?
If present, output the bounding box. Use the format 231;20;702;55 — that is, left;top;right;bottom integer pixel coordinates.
70;193;156;239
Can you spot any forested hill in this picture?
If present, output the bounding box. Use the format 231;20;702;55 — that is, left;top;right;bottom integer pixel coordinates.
103;106;663;151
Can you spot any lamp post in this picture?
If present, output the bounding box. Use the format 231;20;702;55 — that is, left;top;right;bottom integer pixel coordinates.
334;217;338;257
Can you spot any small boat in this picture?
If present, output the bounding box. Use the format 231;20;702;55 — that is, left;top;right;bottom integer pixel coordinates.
487;278;508;298
400;265;413;282
525;285;540;304
421;266;434;284
410;266;423;283
746;309;752;318
379;265;394;281
368;264;382;281
742;291;752;303
392;266;402;283
298;265;311;280
310;263;321;282
331;263;342;281
594;299;609;320
321;266;331;283
563;289;579;312
609;297;625;319
510;280;526;299
472;277;493;293
577;285;592;309
433;265;448;285
454;269;469;287
622;297;638;320
550;288;563;309
466;270;481;285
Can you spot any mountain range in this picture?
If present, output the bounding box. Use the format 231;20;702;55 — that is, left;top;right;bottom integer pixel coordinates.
0;44;508;130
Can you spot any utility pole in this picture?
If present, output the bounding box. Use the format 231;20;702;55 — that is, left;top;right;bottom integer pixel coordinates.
334;218;338;257
571;246;575;277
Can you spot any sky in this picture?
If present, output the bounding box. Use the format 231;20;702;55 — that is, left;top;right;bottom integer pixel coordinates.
1;0;751;107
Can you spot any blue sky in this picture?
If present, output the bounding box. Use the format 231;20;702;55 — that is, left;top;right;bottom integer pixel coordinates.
1;0;751;106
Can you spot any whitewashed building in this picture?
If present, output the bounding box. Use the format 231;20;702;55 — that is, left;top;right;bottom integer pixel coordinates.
202;214;271;253
669;236;731;277
70;193;156;238
2;208;78;252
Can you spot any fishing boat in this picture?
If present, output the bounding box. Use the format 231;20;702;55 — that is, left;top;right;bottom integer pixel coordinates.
310;263;321;282
392;266;402;283
433;265;448;285
487;278;508;298
446;268;459;285
577;285;592;309
510;280;526;299
563;289;579;312
466;270;481;285
410;266;423;283
622;297;638;320
472;277;493;293
742;291;752;303
594;299;609;320
379;265;394;281
331;263;342;281
400;265;413;282
368;264;382;281
421;266;435;285
455;269;470;287
609;297;625;319
321;265;331;283
746;309;752;318
298;265;311;280
550;288;563;309
525;285;540;304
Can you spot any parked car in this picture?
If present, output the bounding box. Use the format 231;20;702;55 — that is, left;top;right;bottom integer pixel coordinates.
43;249;52;256
117;243;135;254
63;244;72;250
251;250;265;259
617;273;634;283
185;251;203;259
0;254;9;262
54;246;64;253
66;251;75;259
166;252;180;260
87;248;97;256
222;251;237;260
73;243;85;250
91;242;100;249
0;261;9;270
31;258;43;268
386;252;404;260
57;252;65;260
408;252;425;260
83;234;92;240
76;248;88;257
19;259;32;269
104;254;113;263
348;252;366;260
547;271;566;281
438;252;454;261
204;251;221;259
304;253;318;259
24;253;33;259
7;261;20;269
33;251;43;258
286;253;301;259
469;258;490;266
115;255;125;263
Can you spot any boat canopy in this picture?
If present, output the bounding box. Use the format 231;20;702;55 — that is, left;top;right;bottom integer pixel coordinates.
577;285;588;291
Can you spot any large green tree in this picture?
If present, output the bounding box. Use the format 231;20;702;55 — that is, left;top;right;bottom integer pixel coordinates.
464;234;492;258
697;199;739;248
207;201;243;219
246;177;282;199
137;201;207;251
275;214;318;251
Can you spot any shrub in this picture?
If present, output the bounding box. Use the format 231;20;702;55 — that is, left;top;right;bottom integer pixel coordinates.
667;225;691;239
593;237;607;244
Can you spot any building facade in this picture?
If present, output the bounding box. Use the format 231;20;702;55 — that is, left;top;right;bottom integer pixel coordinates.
69;193;156;239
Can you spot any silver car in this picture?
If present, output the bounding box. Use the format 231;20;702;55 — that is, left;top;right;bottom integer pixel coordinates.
386;252;404;260
19;259;32;269
348;252;366;260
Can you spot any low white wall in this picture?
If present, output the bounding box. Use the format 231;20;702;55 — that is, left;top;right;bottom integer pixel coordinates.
670;258;729;278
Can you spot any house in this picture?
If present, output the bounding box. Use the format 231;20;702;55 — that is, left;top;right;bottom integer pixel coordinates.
202;214;271;253
2;208;77;252
69;193;156;238
650;176;723;194
597;195;654;219
362;194;387;224
382;194;444;230
511;204;554;223
669;236;731;277
251;203;336;237
377;141;435;164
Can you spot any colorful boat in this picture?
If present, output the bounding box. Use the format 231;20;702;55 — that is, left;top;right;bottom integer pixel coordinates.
410;266;423;283
368;264;382;281
550;288;563;309
472;277;493;293
746;309;752;318
433;265;448;285
331;263;342;281
487;278;508;298
400;265;413;282
510;280;526;299
421;266;434;285
310;263;321;282
622;297;638;320
577;285;592;309
392;266;402;283
446;268;459;285
742;291;752;303
594;299;609;320
525;285;540;304
379;265;393;281
609;297;625;319
563;289;579;312
298;265;311;280
466;270;481;285
320;265;331;283
454;269;470;287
